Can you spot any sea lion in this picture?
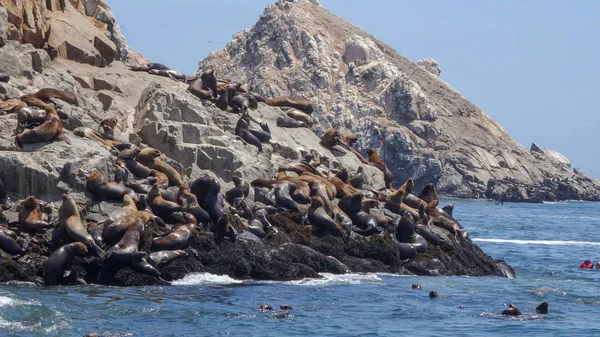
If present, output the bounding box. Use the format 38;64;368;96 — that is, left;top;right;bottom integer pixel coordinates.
130;256;165;281
412;284;422;290
234;115;263;152
135;148;184;187
21;88;79;106
107;195;138;223
178;184;211;227
188;77;213;99
200;68;218;99
202;178;226;226
418;184;439;203
148;250;188;268
276;115;307;128
320;128;349;150
129;63;170;71
310;181;333;215
395;211;427;254
215;88;229;111
425;200;467;241
249;122;271;143
0;100;27;112
106;220;145;263
0;178;8;209
98;116;118;140
402;193;427;210
57;194;105;257
286;110;313;127
18;196;52;231
225;176;249;208
385;179;419;220
147;184;182;223
87;222;103;248
334;168;349;183
366;148;393;189
15;105;70;148
278;161;322;177
429;291;438;298
338;194;382;236
266;96;313;114
248;91;266;103
87;170;136;202
298;172;336;199
328;177;359;199
441;203;455;219
150;169;169;190
247;208;275;238
102;211;155;245
242;93;258;109
535;301;549;314
501;304;522;316
0;227;27;255
43;242;88;286
17;106;69;132
73;127;126;150
341;134;358;148
274;183;300;212
148;69;187;82
151;212;197;251
117;148;151;178
307;196;343;236
332;204;353;235
231;94;249;114
349;166;366;189
237;83;252;93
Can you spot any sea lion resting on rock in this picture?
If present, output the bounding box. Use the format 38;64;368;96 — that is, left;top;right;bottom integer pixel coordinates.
266;96;313;114
0;227;28;256
18;196;52;232
188;68;218;100
225;176;249;208
43;242;88;286
338;194;382;236
117;148;151;178
277;114;307;128
21;88;79;107
320;128;350;151
366;148;393;189
106;220;145;263
56;194;105;257
128;63;170;71
148;69;187;82
148;250;188;268
102;210;155;245
74;127;129;150
98;116;118;140
87;170;136;202
249;122;271;143
286;110;313;127
135;148;184;187
87;222;103;248
235;115;263;152
147;184;182;223
308;196;343;236
151;212;197;251
16;106;69;133
15;105;70;148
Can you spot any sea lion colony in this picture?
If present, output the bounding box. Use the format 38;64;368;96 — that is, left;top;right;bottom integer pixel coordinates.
0;64;468;286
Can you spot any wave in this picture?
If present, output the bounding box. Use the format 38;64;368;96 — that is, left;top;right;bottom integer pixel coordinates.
285;273;383;286
172;272;243;286
0;296;39;307
473;238;600;246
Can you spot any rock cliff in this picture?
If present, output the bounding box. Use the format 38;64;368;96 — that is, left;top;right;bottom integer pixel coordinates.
199;0;600;202
0;0;515;286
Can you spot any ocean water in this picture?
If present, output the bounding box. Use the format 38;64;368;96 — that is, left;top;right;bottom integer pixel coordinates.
2;199;600;337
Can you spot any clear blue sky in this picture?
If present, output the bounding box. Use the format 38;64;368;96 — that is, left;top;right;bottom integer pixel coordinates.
109;0;600;177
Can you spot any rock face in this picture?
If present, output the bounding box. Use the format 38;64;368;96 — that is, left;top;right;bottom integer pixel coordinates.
0;0;515;286
199;0;600;202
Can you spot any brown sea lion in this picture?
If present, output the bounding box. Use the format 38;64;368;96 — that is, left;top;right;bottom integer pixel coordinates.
98;116;118;140
225;176;249;208
200;68;218;99
15;105;70;148
128;63;170;71
231;94;249;114
320;128;349;150
425;200;467;241
237;83;252;93
278;161;323;177
117;148;151;178
107;195;138;223
0;100;27;112
135;148;184;187
18;196;52;231
277;114;308;128
43;242;88;286
308;196;343;236
385;180;419;220
17;106;69;131
57;194;105;257
148;184;182;223
266;96;313;114
103;210;155;245
188;77;213;100
286;110;313;127
248;91;266;103
21;88;79;106
273;182;300;212
215;88;229;111
151;212;197;251
87;170;136;202
272;175;312;203
150;169;169;190
341;134;358;147
328;177;360;199
298;172;337;200
106;220;145;263
366;148;393;189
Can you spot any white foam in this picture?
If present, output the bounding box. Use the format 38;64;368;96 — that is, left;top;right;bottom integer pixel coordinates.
286;273;383;286
172;272;243;286
0;296;38;307
473;238;600;246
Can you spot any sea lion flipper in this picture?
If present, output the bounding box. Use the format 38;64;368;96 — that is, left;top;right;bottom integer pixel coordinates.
49;226;64;247
92;243;106;258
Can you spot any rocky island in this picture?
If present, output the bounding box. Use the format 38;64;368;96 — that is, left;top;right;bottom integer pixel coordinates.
5;0;588;286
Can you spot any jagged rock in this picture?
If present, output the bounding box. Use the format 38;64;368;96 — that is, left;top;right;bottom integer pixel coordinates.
416;58;441;77
199;0;600;201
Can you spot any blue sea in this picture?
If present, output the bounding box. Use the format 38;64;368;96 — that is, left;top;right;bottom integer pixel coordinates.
2;199;600;337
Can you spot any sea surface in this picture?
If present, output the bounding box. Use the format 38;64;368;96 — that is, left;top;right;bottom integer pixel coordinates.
2;199;600;337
